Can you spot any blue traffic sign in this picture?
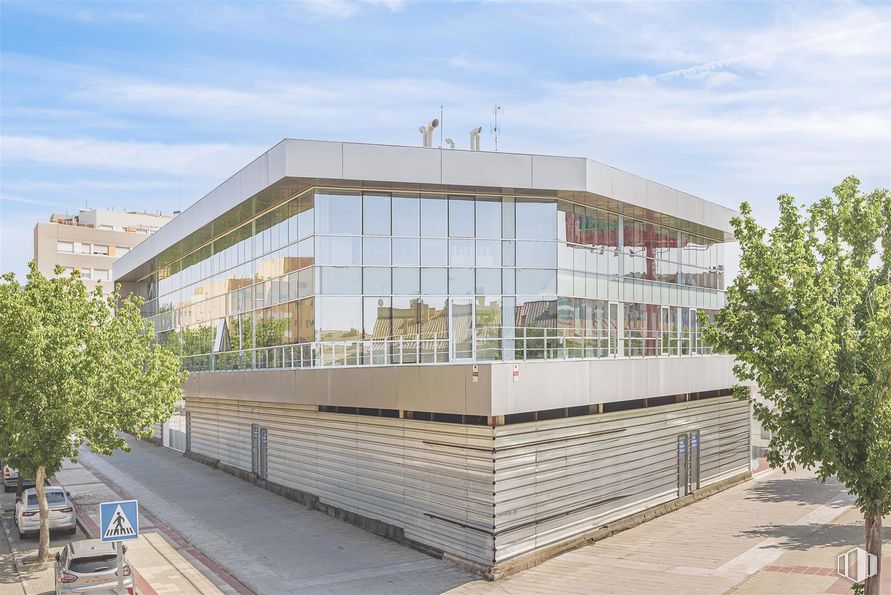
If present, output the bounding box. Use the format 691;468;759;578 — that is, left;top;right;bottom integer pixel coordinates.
99;500;139;542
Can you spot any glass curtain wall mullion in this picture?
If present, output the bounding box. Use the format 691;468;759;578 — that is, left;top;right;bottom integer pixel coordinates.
142;186;727;369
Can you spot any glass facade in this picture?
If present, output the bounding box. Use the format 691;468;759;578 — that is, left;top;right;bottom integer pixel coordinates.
137;188;726;369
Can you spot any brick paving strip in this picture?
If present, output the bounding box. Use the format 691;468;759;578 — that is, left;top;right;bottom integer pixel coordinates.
91;464;253;594
762;564;838;576
66;499;158;595
70;459;254;595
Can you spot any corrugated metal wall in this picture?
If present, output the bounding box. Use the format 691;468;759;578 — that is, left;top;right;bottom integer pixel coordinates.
184;396;748;569
492;396;750;562
186;397;496;566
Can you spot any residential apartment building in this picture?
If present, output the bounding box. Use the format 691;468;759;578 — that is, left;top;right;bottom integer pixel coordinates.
34;209;173;294
115;139;749;576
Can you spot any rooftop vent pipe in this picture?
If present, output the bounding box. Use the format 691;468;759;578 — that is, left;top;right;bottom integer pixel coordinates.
469;127;482;151
419;118;439;147
445;138;455;149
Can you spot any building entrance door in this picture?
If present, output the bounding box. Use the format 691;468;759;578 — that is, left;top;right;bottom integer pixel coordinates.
449;298;474;360
677;430;701;497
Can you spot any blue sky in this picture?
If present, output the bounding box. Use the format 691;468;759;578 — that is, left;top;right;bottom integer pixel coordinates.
2;0;890;279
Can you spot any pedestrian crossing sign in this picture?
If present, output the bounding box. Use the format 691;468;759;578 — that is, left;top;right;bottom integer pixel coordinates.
99;499;139;542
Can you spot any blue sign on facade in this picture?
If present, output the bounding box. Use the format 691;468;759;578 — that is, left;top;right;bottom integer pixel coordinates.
99;500;139;542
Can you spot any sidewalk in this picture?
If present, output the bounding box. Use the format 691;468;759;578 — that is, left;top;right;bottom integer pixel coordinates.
19;437;887;595
446;468;890;595
78;438;477;594
54;457;242;594
0;458;242;595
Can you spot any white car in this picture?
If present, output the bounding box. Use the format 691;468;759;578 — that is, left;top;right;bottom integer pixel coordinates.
55;539;134;595
2;462;36;492
15;487;77;539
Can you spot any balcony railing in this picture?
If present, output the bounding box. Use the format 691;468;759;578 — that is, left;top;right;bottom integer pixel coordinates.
180;327;715;372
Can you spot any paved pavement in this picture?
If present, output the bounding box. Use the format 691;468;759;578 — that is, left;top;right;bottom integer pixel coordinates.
53;458;234;594
1;482;90;595
447;469;890;595
79;437;478;594
7;439;888;595
0;459;234;595
0;502;25;595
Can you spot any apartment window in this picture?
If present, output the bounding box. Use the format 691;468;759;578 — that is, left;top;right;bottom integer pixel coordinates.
117;246;130;255
77;243;90;254
80;269;92;280
57;241;74;253
94;269;110;281
92;244;109;256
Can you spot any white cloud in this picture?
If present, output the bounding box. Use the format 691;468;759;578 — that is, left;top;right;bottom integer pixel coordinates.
0;194;71;209
0;136;264;178
300;0;404;18
2;1;889;286
4;179;179;193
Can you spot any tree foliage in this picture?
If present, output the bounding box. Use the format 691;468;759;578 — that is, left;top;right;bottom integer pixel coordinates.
703;177;890;593
0;262;185;560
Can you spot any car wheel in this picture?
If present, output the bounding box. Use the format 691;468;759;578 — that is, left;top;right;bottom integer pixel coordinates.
68;526;77;535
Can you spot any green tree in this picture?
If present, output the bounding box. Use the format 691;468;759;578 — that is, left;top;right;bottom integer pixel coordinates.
703;177;890;595
0;263;185;562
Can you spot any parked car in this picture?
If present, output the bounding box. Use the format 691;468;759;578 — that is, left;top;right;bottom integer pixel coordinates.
2;461;36;492
54;539;133;595
14;487;76;539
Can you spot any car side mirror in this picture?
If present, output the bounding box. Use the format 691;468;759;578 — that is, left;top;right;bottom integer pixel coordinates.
65;491;71;498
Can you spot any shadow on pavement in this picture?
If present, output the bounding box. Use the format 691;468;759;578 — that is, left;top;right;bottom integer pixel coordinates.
738;522;891;551
745;474;844;506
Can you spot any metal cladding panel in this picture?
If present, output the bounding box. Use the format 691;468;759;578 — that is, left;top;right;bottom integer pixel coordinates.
343;143;442;185
492;397;749;563
442;150;533;189
186;398;496;566
489;355;738;415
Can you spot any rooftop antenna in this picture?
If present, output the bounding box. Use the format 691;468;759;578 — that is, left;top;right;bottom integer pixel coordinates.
491;104;502;151
440;105;444;148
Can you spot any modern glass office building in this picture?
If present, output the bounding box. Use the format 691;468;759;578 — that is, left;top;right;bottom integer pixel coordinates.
116;140;749;576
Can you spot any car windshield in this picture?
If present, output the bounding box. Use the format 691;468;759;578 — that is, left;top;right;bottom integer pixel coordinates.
68;554;117;574
26;492;66;506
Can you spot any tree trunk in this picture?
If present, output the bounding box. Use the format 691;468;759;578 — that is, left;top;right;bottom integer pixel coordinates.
15;474;23;500
35;466;49;563
864;503;882;595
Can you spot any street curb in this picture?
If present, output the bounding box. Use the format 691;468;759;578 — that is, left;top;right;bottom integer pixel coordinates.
79;457;255;595
0;502;52;593
51;475;157;595
0;507;27;576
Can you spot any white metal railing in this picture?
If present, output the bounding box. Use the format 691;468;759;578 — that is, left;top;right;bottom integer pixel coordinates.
180;327;715;372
